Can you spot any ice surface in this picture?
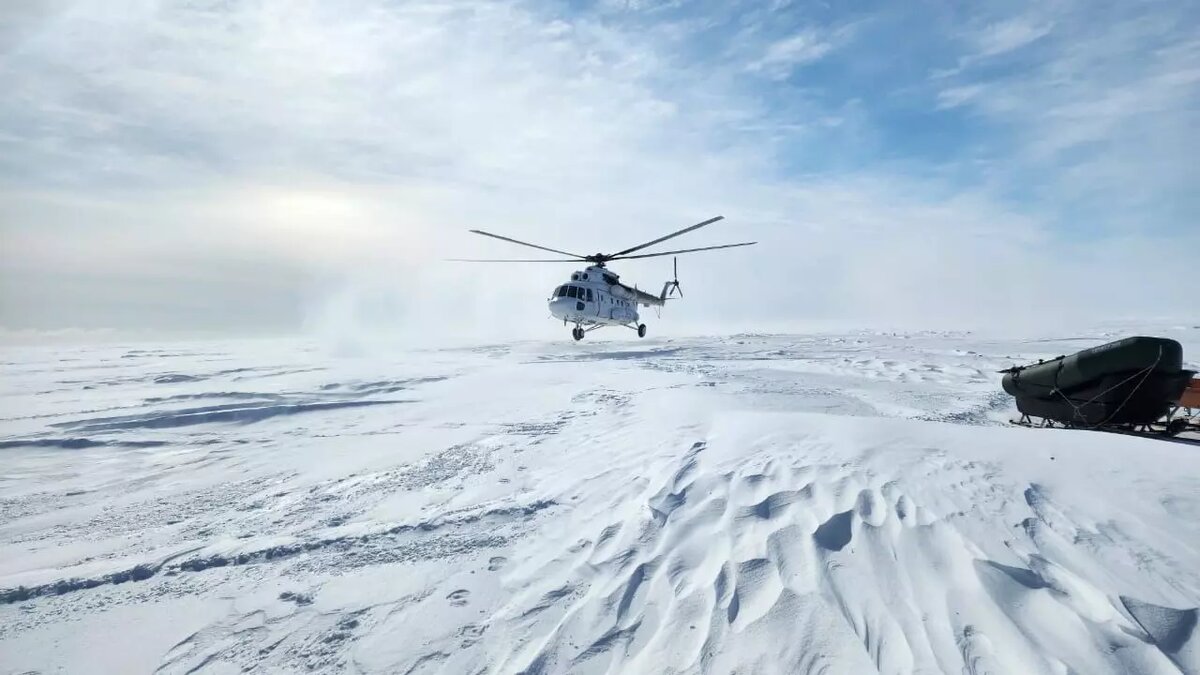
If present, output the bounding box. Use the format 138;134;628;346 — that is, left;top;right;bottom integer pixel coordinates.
2;328;1198;673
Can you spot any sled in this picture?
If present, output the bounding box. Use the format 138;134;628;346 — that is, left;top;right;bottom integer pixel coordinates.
1002;337;1198;439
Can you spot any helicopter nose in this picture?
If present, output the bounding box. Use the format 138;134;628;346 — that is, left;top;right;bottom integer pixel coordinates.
549;295;587;318
548;296;572;317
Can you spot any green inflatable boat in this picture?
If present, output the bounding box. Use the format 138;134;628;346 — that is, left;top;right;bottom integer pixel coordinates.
1001;336;1193;426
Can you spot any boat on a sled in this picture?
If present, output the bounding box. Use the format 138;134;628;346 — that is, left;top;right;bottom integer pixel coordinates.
1001;336;1199;437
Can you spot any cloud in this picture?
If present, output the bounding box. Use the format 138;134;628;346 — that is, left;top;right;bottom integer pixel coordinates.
745;29;835;79
929;13;1052;79
936;84;987;109
973;16;1054;58
931;3;1200;229
3;1;686;188
0;0;1196;342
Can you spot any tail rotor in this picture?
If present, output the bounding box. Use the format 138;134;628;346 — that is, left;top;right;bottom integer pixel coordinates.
669;257;683;298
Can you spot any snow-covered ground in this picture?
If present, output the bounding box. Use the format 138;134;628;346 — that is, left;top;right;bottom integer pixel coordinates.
2;327;1199;674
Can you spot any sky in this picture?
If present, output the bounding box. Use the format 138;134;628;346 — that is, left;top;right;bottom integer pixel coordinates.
1;0;1198;344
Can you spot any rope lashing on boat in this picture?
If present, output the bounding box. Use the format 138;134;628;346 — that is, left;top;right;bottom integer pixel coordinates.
1051;345;1163;429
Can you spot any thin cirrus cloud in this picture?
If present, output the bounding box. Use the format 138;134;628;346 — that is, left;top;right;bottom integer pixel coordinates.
930;4;1200;228
0;0;1196;342
936;84;987;110
744;29;836;80
972;16;1055;58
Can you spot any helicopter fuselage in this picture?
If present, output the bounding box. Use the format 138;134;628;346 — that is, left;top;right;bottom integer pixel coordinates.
547;265;669;328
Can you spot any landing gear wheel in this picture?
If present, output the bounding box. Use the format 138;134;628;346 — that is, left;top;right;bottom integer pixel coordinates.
637;324;647;338
572;327;584;341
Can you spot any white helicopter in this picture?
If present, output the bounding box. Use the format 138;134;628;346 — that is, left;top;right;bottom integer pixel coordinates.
453;216;755;340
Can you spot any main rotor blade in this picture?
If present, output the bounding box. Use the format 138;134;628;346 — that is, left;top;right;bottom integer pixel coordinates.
609;216;725;258
446;258;581;263
609;241;756;260
468;229;584;259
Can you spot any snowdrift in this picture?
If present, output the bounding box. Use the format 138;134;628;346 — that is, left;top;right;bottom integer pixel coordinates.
1;331;1198;674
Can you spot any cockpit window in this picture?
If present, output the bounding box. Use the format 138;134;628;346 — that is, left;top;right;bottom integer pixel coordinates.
568;286;578;298
586;288;593;301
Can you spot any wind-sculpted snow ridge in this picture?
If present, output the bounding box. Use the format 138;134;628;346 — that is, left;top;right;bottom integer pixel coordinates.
479;416;1200;675
1;327;1198;673
0;498;556;605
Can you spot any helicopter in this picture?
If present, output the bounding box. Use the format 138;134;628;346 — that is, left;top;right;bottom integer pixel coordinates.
452;216;755;340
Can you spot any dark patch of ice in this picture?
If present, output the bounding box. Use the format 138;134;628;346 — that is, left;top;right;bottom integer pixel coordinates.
279;591;314;606
0;438;167;450
143;392;284;403
53;400;408;432
1122;596;1198;656
978;560;1048;589
154;373;203;384
534;347;684;363
813;510;854;551
0;563;161;604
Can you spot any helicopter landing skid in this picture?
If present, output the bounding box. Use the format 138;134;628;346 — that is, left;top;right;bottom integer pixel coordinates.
569;321;647;340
